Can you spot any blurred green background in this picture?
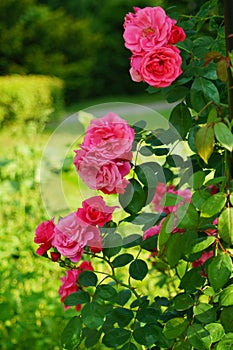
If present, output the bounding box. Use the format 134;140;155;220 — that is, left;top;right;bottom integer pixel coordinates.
0;0;205;349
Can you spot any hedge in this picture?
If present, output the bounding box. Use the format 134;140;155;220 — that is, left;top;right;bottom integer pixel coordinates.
0;75;64;128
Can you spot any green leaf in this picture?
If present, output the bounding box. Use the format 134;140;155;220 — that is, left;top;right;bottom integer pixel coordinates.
173;339;192;350
218;208;233;245
137;307;159;323
133;325;162;347
205;176;226;186
78;270;97;287
187;323;212;350
140;234;158;251
220;285;233;307
191;236;215;254
230;193;233;206
195;125;215;164
83;328;101;348
214;122;233;151
220;306;233;333
81;302;105;329
64;290;90;306
204;323;225;343
169;103;192;139
115;290;132;306
208;253;232;291
177;203;199;230
103;233;122;258
216;333;233;350
95;284;117;301
163;318;189;339
180;267;206;293
123;234;142;248
192;190;211;210
191;77;220;109
110;307;134;327
190;171;206;190
165;86;189;103
216;59;228;82
163;192;184;207
194;303;217;323
112;254;134;268
134;163;158;188
119;178;146;215
166;232;184;267
158;213;174;250
129;259;148;281
102;328;131;348
61;316;82;350
200;192;226;218
120;343;138;350
173;293;194;311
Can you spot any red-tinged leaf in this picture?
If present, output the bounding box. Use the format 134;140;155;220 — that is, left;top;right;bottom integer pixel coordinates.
195;125;215;164
204;51;222;66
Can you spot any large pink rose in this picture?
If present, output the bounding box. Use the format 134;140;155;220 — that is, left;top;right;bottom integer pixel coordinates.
74;150;130;194
77;196;118;227
34;219;55;256
192;251;214;268
53;212;101;262
130;45;183;88
58;261;93;311
81;112;134;161
123;6;175;53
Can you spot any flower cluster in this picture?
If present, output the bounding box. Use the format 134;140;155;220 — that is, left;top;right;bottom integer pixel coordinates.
74;112;135;194
58;261;93;311
34;196;117;261
123;6;185;87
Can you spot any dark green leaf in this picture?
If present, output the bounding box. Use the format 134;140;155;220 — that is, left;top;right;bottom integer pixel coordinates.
173;293;194;311
200;192;226;218
83;328;101;348
165;86;189;103
169;103;192;139
158;213;174;250
192;190;211;210
220;285;233;307
208;253;232;291
204;323;225;343
112;254;134;268
129;259;148;281
64;290;90;306
133;325;162;347
102;328;131;347
134;163;158;188
119;178;146;215
180;267;206;293
218;208;233;245
188;125;200;153
166;233;184;267
216;333;233;350
220;306;233;333
141;234;158;251
120;343;138;350
103;233;122;258
95;284;117;301
190;171;206;191
110;307;134;327
163;318;189;339
137;307;159;323
214;122;233;151
78;271;97;287
194;303;216;323
81;302;105;329
61;316;82;350
187;323;212;350
115;290;132;306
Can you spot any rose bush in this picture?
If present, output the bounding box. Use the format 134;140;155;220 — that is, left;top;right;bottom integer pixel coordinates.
35;1;233;349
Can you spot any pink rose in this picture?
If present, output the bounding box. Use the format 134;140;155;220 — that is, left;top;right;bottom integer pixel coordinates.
74;150;130;194
143;224;161;240
34;219;55;256
168;25;186;44
58;261;93;311
81;112;134;161
130;45;183;88
53;212;101;262
77;196;118;227
123;6;175;53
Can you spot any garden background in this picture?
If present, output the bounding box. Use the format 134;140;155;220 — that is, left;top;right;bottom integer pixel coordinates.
0;1;211;349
